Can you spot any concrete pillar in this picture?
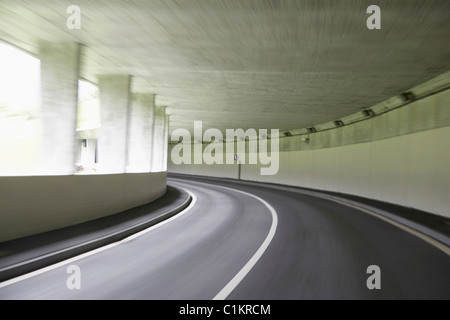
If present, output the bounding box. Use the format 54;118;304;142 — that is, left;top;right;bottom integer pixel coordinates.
39;41;81;175
98;75;131;173
127;93;155;173
163;114;170;171
152;106;166;172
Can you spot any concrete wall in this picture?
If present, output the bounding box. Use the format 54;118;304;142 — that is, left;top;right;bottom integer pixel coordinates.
127;93;155;173
0;172;166;242
169;88;450;218
98;75;131;173
252;126;450;216
152;106;167;172
39;41;81;175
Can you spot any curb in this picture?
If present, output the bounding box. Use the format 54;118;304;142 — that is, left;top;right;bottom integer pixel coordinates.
280;187;450;248
169;174;450;248
0;190;192;283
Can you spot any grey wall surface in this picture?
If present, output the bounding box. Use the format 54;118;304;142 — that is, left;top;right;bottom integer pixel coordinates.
0;172;166;242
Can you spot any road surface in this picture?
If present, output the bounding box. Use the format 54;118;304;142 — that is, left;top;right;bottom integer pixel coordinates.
0;175;449;299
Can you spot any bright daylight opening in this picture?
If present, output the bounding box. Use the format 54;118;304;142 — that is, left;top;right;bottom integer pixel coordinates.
0;42;101;175
0;42;41;175
76;80;100;174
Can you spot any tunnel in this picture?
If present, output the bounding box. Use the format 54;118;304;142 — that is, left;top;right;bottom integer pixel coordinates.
0;0;449;303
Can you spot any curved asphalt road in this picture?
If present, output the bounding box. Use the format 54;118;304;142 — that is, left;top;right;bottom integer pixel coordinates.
0;176;449;299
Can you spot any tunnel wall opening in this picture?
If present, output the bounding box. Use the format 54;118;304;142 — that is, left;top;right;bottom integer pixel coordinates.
169;77;450;218
0;172;167;242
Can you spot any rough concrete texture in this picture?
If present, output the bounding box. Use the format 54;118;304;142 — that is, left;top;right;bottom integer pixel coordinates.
163;114;170;171
152;106;167;172
38;41;81;174
127;93;155;173
0;1;449;137
98;75;131;173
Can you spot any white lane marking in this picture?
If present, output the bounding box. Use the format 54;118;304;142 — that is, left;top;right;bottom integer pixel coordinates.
0;187;198;289
270;185;450;256
329;199;450;256
212;186;278;300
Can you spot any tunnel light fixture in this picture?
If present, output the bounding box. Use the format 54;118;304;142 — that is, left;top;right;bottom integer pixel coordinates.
334;120;344;127
284;132;292;137
302;136;310;143
362;109;376;117
400;91;416;102
307;127;317;133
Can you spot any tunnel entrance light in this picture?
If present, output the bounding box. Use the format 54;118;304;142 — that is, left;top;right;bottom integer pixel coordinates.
400;91;416;102
334;120;344;127
307;127;317;133
284;132;292;137
362;109;376;117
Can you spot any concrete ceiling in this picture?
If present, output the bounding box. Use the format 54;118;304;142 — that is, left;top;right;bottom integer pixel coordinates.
0;0;449;135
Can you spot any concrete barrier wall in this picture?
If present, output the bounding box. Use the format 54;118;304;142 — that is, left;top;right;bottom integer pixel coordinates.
169;88;450;218
253;126;450;217
0;172;167;242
